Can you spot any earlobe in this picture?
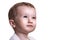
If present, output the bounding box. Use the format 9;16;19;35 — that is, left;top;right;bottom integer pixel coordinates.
9;19;16;28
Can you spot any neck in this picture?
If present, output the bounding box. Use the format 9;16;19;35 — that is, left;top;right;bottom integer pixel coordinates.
15;32;30;40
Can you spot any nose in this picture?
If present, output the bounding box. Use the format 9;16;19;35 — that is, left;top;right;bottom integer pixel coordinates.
28;18;33;23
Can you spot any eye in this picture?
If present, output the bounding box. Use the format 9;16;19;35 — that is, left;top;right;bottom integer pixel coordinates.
23;16;27;18
32;17;36;19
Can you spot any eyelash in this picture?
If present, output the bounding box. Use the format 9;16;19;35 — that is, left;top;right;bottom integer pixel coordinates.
23;16;36;19
24;16;27;18
32;17;36;19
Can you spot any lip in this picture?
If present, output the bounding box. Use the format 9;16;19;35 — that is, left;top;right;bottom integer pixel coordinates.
27;25;33;27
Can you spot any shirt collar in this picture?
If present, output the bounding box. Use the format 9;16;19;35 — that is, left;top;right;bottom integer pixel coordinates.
12;33;20;40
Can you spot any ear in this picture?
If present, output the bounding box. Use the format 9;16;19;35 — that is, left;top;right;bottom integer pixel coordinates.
9;19;16;28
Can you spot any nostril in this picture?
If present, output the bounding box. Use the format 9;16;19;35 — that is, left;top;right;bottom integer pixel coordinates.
28;21;33;23
28;19;33;23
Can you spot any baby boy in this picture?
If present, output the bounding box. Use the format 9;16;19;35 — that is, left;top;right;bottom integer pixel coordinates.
8;2;36;40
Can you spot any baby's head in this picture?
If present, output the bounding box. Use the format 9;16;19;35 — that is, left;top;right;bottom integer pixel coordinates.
8;2;36;34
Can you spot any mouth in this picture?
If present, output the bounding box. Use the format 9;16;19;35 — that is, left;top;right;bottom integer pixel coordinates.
27;25;33;27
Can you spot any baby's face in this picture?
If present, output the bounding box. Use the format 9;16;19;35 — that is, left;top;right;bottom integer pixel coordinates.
14;6;36;33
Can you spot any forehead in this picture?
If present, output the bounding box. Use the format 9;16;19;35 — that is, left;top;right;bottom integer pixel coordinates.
16;6;36;16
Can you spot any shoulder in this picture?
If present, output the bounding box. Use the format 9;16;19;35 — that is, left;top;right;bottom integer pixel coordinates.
10;34;20;40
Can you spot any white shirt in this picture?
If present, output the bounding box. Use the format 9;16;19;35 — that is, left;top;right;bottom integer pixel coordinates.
10;34;35;40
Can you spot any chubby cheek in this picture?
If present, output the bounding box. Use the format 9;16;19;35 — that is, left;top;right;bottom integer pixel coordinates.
19;18;28;28
21;18;28;24
15;18;27;27
33;20;36;28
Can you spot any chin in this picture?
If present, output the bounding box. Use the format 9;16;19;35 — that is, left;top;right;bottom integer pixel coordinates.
26;28;35;33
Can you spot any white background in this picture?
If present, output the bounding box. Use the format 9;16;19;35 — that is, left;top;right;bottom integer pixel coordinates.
0;0;60;40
